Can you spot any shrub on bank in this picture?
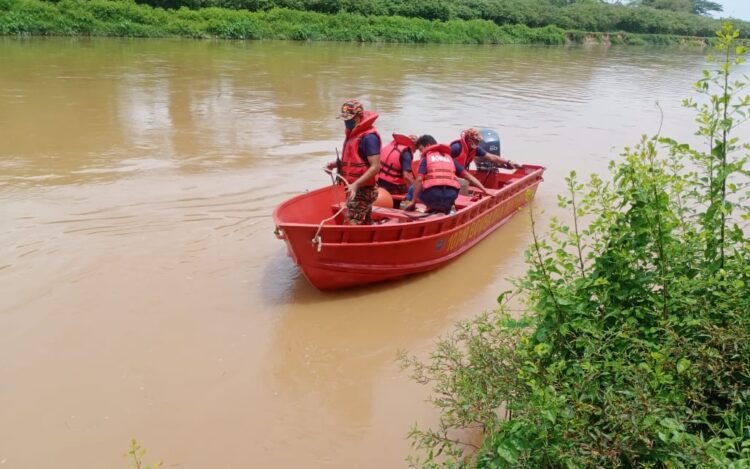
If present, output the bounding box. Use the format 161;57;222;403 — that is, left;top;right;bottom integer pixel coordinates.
1;0;746;43
402;24;750;468
126;0;750;38
0;0;576;42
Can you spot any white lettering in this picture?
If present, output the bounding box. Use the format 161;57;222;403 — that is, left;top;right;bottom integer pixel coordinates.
430;155;451;163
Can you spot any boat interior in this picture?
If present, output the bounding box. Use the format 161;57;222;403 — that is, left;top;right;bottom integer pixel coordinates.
275;167;544;237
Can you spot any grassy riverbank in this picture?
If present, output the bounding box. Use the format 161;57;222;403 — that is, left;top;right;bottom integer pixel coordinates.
0;0;728;44
135;0;750;39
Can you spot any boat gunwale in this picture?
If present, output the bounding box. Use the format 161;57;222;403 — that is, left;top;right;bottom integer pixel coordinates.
308;200;538;273
310;180;543;249
272;165;545;237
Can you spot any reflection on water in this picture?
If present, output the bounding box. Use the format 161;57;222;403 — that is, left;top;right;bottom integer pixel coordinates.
1;37;743;468
0;38;715;187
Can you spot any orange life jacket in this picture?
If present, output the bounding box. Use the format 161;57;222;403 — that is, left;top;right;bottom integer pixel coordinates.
450;132;477;168
422;144;461;190
378;133;414;186
341;111;380;186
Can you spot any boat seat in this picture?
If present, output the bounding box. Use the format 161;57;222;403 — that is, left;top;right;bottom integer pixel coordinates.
372;206;420;222
455;193;489;210
454;194;475;210
330;203;435;223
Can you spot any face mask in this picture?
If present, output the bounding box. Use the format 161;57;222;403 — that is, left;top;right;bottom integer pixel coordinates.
345;119;356;131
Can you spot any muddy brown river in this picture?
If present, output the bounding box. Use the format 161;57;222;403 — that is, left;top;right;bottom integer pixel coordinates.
0;38;736;468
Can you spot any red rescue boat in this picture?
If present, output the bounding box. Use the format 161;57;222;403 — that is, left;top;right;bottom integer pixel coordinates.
272;164;545;290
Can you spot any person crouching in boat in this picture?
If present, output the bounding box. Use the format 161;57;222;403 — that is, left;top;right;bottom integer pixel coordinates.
377;133;417;208
451;127;519;170
326;99;382;225
404;135;489;215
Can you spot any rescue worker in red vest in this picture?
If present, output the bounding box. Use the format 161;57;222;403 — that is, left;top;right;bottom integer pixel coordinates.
404;135;489;214
377;133;417;207
325;99;382;225
451;128;519;170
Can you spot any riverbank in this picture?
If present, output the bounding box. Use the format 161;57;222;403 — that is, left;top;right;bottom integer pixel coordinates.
0;0;721;45
403;25;750;468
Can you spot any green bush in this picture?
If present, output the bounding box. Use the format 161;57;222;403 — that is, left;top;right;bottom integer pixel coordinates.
125;0;750;38
402;24;750;468
624;33;647;45
2;0;748;42
0;0;576;43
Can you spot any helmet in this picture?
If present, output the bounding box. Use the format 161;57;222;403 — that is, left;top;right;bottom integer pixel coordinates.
464;128;482;144
338;99;364;119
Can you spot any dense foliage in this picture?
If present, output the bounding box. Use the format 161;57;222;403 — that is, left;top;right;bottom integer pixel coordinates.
401;24;750;468
0;0;559;42
2;0;748;40
630;0;722;15
1;0;698;44
123;0;749;38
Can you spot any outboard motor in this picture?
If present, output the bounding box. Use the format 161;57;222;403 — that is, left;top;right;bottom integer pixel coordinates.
477;128;501;171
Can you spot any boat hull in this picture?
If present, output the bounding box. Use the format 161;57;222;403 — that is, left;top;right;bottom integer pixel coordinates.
273;166;544;290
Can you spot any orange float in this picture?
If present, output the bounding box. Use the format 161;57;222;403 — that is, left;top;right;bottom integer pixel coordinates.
373;187;394;208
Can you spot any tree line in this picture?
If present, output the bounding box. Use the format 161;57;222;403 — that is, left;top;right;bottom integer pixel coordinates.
119;0;748;37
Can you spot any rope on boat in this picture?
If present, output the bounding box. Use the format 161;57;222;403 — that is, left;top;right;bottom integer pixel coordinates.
312;169;350;253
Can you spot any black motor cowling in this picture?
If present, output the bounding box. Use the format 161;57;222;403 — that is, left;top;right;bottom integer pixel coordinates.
476;128;501;170
478;128;501;155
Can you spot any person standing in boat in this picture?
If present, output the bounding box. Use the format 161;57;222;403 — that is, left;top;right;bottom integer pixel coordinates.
326;99;382;225
451;128;519;170
377;133;417;207
404;135;489;215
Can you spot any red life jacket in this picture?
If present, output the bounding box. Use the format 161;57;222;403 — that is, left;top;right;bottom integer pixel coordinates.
341;111;380;186
378;133;414;186
422;144;461;190
451;132;477;168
